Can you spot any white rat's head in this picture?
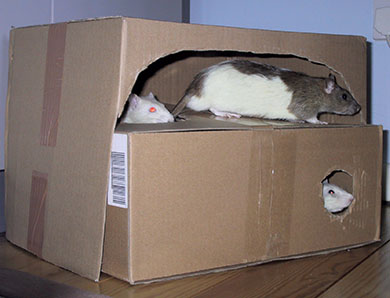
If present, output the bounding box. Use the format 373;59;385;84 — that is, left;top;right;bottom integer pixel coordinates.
122;92;174;124
322;180;354;213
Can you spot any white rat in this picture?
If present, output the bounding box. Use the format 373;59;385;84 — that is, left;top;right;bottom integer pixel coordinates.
121;92;174;124
171;60;361;124
322;180;354;213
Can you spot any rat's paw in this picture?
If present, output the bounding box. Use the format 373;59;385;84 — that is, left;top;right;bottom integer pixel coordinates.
305;117;328;125
210;108;241;118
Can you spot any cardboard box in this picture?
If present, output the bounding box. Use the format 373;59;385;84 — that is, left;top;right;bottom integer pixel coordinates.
101;119;382;283
5;17;382;283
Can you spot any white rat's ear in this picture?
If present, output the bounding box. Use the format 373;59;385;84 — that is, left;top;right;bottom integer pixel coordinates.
324;74;336;94
329;73;337;82
148;92;154;97
129;94;140;111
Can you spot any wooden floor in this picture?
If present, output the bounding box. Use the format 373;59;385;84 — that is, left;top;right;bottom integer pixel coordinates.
1;204;390;298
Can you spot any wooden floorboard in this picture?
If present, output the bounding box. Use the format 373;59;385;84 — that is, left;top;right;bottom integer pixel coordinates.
0;268;108;298
1;204;389;298
319;240;390;298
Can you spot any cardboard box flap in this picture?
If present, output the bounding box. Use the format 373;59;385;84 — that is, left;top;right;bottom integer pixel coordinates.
5;18;125;280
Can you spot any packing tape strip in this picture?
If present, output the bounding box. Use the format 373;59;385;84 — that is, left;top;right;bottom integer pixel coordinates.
27;23;67;256
263;130;296;258
40;23;67;147
245;130;267;260
27;171;48;258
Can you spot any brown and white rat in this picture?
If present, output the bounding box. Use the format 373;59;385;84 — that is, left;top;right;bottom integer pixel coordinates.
171;60;361;124
322;180;354;213
121;92;174;124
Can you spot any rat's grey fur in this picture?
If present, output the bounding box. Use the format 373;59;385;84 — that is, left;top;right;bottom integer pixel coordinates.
171;60;361;123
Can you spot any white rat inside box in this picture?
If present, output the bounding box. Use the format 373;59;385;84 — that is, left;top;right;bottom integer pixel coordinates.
5;17;381;284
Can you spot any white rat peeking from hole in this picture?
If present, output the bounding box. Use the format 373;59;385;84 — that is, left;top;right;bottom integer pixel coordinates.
322;180;354;213
121;92;174;124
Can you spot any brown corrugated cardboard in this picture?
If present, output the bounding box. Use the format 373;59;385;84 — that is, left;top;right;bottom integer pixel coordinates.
5;17;381;283
102;122;382;284
6;18;124;280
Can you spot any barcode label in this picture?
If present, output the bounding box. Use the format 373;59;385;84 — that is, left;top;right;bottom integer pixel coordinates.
108;133;128;208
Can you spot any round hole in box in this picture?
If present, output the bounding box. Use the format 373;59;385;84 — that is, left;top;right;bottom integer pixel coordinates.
321;170;354;215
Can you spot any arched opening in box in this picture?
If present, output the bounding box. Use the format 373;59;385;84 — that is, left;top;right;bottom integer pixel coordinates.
117;50;347;124
321;170;354;215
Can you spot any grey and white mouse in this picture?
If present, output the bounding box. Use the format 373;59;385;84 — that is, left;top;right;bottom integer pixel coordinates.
171;60;361;124
322;180;354;213
121;92;174;124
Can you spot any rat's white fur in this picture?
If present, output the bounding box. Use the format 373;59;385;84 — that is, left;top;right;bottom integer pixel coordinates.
186;64;298;120
122;93;174;124
322;181;354;213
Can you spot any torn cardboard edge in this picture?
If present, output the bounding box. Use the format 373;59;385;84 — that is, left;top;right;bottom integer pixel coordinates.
119;50;365;125
129;240;380;285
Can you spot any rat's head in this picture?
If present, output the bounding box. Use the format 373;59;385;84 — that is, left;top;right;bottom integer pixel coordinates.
322;181;354;213
322;74;361;116
126;92;174;123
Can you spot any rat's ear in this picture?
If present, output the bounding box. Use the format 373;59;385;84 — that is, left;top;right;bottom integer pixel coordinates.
148;92;154;98
129;94;140;111
328;74;337;82
324;75;336;94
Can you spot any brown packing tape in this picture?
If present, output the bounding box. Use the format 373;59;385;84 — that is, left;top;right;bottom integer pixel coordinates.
40;23;67;147
27;23;67;257
245;130;274;261
27;171;48;258
264;130;297;258
244;131;261;261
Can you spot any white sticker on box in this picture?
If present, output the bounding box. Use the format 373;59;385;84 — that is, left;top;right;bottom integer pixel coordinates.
108;133;128;209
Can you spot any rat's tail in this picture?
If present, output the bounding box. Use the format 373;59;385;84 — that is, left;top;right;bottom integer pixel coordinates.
171;95;190;118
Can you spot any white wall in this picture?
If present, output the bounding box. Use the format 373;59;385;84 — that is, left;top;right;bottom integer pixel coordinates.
0;0;184;233
0;171;4;233
190;0;390;162
52;0;183;23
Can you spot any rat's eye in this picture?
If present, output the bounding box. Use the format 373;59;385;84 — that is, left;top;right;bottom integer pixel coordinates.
342;93;347;100
328;190;335;195
149;107;156;113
